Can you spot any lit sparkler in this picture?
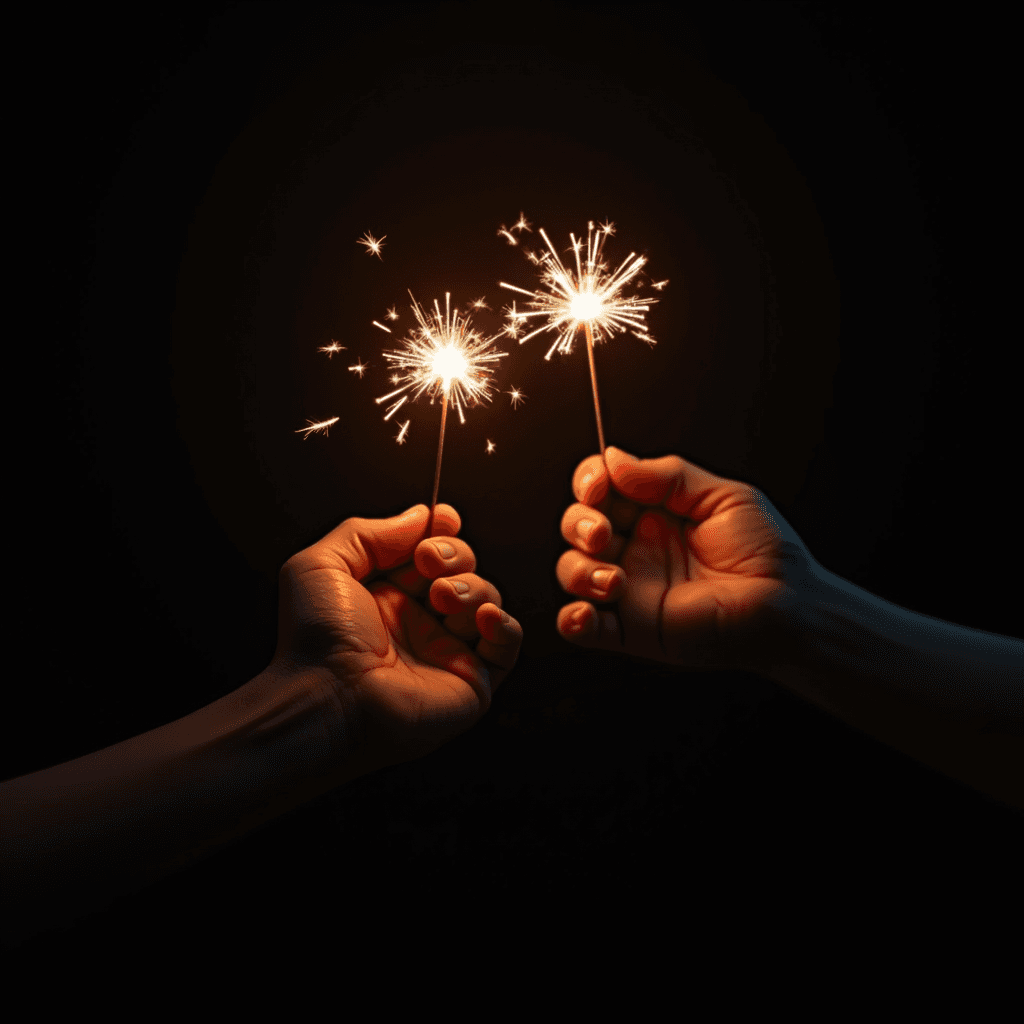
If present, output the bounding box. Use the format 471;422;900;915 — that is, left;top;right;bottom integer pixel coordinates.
376;290;507;518
499;217;662;455
296;416;340;440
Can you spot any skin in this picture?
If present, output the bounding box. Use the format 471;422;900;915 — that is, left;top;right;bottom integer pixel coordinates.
272;501;524;782
555;446;804;674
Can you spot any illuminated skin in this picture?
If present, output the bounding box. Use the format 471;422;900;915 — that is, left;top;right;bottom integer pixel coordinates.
556;446;790;671
275;503;522;777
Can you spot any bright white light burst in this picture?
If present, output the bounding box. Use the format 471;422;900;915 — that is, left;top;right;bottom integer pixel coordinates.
375;291;507;427
499;218;661;360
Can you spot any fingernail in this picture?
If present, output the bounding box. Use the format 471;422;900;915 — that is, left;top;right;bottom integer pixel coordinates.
592;569;614;591
451;580;470;594
434;541;456;559
566;607;588;633
578;519;595;540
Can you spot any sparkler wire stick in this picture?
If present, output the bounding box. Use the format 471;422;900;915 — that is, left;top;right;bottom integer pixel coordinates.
583;322;606;456
428;390;449;536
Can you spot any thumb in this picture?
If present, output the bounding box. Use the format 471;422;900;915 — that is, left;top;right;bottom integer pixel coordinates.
605;447;740;520
317;503;461;581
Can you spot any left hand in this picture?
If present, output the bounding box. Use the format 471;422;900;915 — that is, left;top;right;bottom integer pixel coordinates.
271;503;523;782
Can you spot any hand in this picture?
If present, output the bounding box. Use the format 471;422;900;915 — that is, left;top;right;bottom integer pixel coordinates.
555;447;817;673
271;503;523;782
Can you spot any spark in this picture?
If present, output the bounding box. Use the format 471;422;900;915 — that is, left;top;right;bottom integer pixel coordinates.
372;321;392;333
651;279;669;291
497;225;518;246
513;212;533;234
395;420;410;445
390;373;401;385
508;387;526;408
385;306;399;320
349;359;368;378
357;231;385;258
295;416;339;440
499;217;659;360
318;340;346;358
486;439;496;454
375;290;507;426
501;301;527;340
468;297;491;311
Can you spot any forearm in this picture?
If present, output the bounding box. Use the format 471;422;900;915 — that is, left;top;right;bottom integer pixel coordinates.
1;665;347;944
769;568;1024;809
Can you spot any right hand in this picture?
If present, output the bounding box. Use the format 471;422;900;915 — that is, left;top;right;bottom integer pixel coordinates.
555;447;818;674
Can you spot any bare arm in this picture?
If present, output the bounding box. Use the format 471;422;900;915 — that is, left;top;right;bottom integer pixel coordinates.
556;447;1024;811
1;504;523;946
1;667;342;945
767;560;1024;809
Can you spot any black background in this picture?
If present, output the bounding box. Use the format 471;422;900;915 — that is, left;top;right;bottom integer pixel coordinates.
6;2;1021;963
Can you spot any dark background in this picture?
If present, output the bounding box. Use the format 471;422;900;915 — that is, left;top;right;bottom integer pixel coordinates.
6;2;1021;961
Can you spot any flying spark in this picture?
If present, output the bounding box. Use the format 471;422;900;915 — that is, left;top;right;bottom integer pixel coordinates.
499;218;660;360
375;291;507;426
497;225;518;246
486;439;496;454
349;359;368;377
508;388;526;408
385;306;399;320
512;212;533;234
318;340;346;358
395;420;410;445
372;321;392;333
357;231;385;258
651;279;669;291
468;297;491;311
295;416;339;440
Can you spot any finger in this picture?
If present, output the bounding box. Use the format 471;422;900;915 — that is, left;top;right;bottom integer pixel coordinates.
383;582;491;698
474;603;523;691
556;548;627;603
313;504;458;582
414;535;477;580
556;600;624;651
426;503;461;538
572;454;613;511
560;503;614;556
429;574;503;640
605;447;742;520
384;505;466;596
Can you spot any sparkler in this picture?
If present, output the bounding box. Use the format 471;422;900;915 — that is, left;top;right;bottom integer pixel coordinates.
499;218;663;456
376;290;507;523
